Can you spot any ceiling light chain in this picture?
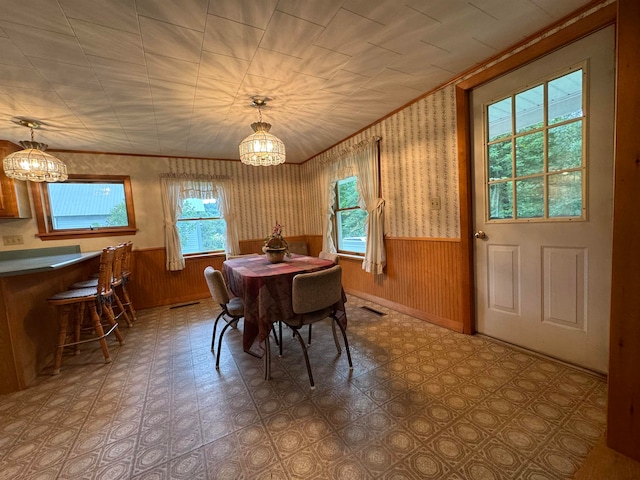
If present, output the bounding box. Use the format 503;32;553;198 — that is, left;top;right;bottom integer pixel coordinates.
239;98;286;166
2;120;68;182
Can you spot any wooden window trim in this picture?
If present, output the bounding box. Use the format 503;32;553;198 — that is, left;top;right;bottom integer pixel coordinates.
30;174;137;240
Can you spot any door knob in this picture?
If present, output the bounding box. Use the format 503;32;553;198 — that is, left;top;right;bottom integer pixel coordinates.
474;231;487;239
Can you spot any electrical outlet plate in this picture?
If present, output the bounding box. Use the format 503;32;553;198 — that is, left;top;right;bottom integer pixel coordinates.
429;197;441;210
3;235;24;246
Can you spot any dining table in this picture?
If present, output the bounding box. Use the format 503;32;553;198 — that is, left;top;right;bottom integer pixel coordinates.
222;253;347;359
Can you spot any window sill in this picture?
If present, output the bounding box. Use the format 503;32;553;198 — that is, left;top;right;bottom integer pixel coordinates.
183;251;226;260
337;252;364;261
36;228;138;241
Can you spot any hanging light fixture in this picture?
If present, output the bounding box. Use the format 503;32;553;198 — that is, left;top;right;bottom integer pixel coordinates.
239;98;285;166
2;120;68;182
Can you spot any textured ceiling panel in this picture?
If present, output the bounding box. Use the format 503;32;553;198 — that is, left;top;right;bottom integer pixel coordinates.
0;0;595;163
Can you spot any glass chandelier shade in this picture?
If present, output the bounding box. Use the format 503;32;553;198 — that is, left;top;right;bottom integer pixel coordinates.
238;99;285;166
3;141;68;182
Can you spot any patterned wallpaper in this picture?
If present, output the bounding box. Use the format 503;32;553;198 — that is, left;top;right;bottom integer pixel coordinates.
302;84;460;239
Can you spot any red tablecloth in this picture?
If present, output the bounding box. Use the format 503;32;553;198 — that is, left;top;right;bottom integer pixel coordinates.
222;254;346;357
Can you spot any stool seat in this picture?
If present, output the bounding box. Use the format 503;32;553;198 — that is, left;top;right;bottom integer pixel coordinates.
49;287;104;303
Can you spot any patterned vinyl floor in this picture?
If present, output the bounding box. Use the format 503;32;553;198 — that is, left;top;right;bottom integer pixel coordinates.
0;295;606;479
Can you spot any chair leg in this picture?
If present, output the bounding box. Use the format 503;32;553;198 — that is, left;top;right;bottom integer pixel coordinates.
215;320;236;370
330;320;341;354
291;328;315;389
211;311;224;352
279;321;283;357
307;324;312;346
264;333;271;381
53;305;72;375
332;315;353;369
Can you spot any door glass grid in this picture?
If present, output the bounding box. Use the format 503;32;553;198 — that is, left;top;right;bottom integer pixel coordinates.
485;68;585;221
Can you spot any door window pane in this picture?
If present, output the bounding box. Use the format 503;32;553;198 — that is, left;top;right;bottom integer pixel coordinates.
489;182;513;220
488;140;512;180
515;85;544;133
549;172;582;217
484;67;585;222
548;70;583;124
516;177;544;218
548;121;582;171
515;131;544;176
488;97;512;142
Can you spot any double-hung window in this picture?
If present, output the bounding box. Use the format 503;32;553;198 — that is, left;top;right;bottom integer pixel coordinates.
334;176;367;255
176;197;225;254
31;174;136;239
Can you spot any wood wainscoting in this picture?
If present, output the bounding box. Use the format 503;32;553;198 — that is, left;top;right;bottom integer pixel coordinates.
129;236;467;335
307;235;467;333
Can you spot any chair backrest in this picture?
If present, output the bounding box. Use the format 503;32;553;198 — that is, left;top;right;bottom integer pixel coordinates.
319;251;339;264
112;243;126;281
292;265;342;315
288;241;308;255
204;266;230;306
96;247;116;296
120;241;133;277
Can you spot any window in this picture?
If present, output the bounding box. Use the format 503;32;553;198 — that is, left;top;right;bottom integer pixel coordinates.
177;197;225;254
485;67;585;221
31;175;136;240
334;176;367;254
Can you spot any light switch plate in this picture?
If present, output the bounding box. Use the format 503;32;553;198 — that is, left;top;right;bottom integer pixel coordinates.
2;235;24;246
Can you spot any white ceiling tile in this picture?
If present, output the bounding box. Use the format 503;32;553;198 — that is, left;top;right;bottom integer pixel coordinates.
294;45;350;80
341;44;401;78
370;7;440;55
321;70;370;96
28;57;100;88
0;37;38;68
236;74;285;101
58;0;139;34
362;68;419;94
146;53;199;86
342;0;407;25
139;17;203;63
247;49;301;83
314;9;385;56
137;0;209;31
87;56;148;85
0;63;50;90
260;11;324;57
198;51;249;83
276;0;343;26
0;85;67;109
70;18;145;64
202;15;264;61
0;0;72;35
207;0;279;30
0;21;87;66
529;0;589;18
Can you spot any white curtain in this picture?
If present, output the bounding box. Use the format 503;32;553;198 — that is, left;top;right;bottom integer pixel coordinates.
160;174;239;270
160;176;185;271
353;140;386;275
322;137;385;274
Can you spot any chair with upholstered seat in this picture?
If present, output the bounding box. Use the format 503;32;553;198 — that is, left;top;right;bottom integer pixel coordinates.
204;266;245;369
47;247;125;374
282;265;352;388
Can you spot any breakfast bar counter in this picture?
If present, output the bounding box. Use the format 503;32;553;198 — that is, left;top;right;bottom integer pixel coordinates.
0;246;101;393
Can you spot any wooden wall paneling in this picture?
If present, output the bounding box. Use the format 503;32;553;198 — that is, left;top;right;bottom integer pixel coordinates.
341;238;464;332
306;235;323;257
129;248;224;309
607;0;640;461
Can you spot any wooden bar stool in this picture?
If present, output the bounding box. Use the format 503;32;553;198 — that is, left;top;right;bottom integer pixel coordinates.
47;247;125;375
70;244;133;327
118;241;137;323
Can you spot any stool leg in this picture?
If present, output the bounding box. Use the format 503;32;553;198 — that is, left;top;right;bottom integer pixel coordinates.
113;290;133;327
120;284;137;322
74;303;85;355
103;303;125;345
88;302;111;364
53;305;71;375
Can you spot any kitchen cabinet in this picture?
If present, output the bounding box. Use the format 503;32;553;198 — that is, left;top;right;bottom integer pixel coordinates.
0;140;31;218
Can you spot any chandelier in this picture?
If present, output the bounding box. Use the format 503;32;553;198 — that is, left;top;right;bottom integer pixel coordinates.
239;98;285;166
2;120;68;182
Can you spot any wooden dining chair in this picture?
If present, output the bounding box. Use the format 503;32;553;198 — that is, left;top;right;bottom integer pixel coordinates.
204;266;244;369
282;265;352;388
47;247;125;374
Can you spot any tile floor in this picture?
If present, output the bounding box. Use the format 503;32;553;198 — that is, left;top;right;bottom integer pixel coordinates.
0;295;607;479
